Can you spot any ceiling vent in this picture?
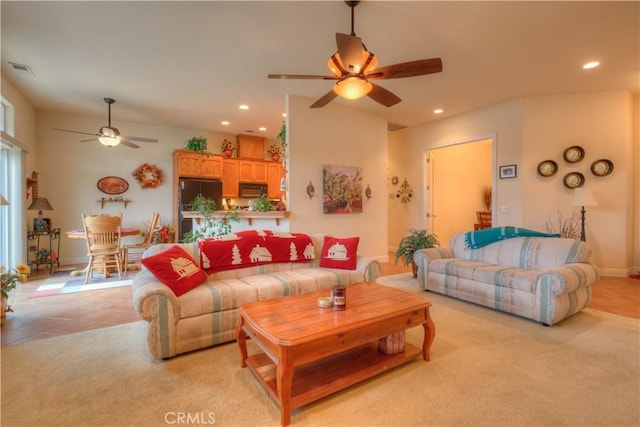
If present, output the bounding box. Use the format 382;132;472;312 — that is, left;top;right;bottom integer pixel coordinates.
9;62;34;75
387;122;407;132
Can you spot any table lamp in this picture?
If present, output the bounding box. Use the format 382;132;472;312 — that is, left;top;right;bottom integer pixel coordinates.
570;188;598;242
28;197;54;231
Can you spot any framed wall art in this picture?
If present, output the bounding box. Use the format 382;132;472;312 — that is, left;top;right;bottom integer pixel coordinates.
322;164;363;214
499;164;517;179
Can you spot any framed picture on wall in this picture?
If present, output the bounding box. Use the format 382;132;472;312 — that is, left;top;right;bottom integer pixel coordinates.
499;164;517;179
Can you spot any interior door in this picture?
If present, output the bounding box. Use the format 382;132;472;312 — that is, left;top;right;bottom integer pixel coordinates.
424;139;493;245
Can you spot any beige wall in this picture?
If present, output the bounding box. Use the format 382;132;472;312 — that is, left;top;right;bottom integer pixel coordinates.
390;91;638;276
287;95;388;260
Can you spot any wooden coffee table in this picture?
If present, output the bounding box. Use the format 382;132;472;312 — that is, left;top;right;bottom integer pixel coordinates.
237;282;435;426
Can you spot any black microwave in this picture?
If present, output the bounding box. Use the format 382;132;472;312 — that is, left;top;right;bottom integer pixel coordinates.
238;183;267;198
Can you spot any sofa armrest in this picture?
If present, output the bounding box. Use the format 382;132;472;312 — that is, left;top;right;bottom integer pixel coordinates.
413;247;454;289
536;262;600;295
131;270;180;321
356;256;382;282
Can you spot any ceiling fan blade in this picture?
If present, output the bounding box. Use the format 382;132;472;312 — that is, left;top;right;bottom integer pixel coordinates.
120;140;141;149
336;33;363;71
55;128;100;137
78;138;98;143
122;136;158;143
268;74;338;80
366;58;443;80
367;83;402;107
310;90;339;108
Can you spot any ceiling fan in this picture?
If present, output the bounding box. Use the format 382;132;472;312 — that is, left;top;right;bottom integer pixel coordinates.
268;0;443;108
54;98;158;149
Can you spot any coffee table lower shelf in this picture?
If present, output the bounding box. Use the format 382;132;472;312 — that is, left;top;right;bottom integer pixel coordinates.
245;342;421;412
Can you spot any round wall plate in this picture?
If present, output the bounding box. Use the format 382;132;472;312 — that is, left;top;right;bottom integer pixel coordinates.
563;172;585;189
537;160;558;177
97;176;129;195
591;159;614;176
563;145;585;163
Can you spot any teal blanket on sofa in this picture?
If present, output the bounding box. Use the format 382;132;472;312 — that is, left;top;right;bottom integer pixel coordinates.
464;226;560;249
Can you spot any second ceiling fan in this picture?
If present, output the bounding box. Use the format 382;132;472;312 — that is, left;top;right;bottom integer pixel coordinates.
268;0;443;108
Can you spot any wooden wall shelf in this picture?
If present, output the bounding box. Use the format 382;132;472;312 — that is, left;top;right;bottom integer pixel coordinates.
98;198;132;209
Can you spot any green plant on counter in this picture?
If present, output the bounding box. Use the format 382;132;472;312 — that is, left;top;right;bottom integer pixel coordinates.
394;228;439;278
181;195;239;243
185;136;209;153
251;194;272;212
277;122;286;152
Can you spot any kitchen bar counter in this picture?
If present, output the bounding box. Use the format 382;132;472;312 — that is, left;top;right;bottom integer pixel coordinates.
182;210;290;226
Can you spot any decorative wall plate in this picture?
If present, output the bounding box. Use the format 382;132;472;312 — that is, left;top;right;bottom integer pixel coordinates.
563;146;585;163
563;172;585;189
97;176;129;195
590;159;614;176
537;160;558;177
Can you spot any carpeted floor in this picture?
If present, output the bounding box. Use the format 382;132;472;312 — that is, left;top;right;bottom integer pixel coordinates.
30;271;135;298
2;274;639;426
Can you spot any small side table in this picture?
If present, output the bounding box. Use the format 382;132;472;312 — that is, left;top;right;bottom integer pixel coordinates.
27;228;61;274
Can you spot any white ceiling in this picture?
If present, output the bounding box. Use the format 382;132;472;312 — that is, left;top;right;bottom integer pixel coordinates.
2;1;638;140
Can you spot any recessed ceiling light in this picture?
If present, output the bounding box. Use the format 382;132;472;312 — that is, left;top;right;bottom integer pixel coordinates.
433;109;444;114
239;105;249;110
221;121;229;126
258;127;267;131
583;61;600;70
282;113;287;118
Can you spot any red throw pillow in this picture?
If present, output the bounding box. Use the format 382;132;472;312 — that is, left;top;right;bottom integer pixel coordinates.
319;236;359;270
141;245;207;296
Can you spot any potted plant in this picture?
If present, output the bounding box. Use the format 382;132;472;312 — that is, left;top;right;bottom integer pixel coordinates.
220;139;234;157
277;122;287;152
185;136;208;153
251;194;273;212
181;195;239;243
267;144;282;162
395;229;439;277
1;264;30;324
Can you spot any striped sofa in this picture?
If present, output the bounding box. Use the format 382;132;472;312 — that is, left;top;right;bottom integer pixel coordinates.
132;234;381;359
414;232;599;325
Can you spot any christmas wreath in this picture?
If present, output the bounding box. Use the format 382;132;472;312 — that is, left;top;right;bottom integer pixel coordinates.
132;163;164;188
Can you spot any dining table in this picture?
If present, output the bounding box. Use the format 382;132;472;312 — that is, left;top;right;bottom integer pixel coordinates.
66;227;141;277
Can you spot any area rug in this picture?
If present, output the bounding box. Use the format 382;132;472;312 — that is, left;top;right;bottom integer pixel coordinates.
2;274;638;426
29;271;135;298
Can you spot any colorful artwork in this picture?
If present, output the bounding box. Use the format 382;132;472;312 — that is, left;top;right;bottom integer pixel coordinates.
322;164;363;214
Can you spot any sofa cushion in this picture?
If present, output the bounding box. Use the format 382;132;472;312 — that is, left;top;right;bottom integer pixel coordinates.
319;236;359;270
472;265;539;292
141;245;207;296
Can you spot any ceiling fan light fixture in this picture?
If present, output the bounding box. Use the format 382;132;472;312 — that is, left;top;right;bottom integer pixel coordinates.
333;77;372;100
98;135;121;147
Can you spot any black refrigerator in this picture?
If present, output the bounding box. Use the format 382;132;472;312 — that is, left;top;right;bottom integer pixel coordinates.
179;178;223;241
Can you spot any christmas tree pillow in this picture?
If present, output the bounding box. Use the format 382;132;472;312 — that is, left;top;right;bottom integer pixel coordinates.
141;245;207;296
319;236;359;270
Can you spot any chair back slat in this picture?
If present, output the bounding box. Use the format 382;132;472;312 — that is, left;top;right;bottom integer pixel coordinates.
83;213;123;253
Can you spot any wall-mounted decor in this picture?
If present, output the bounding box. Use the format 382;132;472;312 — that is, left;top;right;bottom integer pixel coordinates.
132;163;164;189
563;145;585;163
322;165;362;214
306;181;315;199
537;160;558;177
590;159;614;177
499;164;517;179
97;176;129;195
396;178;413;203
365;185;372;200
563;172;585;189
391;176;399;186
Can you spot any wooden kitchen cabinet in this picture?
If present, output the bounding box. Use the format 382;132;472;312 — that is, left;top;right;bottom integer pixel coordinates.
267;163;285;199
239;160;267;183
222;158;239;198
237;134;265;160
174;150;222;178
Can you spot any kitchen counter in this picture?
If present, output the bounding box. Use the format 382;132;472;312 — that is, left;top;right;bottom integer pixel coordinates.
182;210;290;226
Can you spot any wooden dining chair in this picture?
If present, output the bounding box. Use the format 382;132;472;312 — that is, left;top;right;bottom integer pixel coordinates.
123;212;160;272
82;213;124;284
475;211;492;230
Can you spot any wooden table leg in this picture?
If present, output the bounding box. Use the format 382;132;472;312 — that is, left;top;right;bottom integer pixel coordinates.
237;316;248;368
277;347;294;426
422;308;436;361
